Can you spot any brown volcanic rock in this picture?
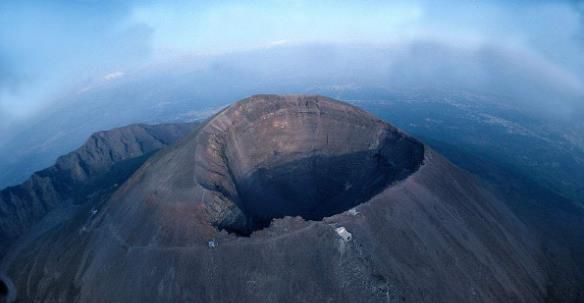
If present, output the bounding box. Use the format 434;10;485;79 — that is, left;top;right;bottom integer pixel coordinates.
195;95;425;234
1;95;546;302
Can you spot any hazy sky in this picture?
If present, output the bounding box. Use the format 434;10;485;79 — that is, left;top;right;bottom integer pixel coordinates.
1;0;583;122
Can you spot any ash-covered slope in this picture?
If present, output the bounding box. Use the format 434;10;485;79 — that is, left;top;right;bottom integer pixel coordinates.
1;95;547;302
0;122;198;257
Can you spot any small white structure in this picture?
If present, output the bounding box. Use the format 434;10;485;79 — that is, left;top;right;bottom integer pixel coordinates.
335;227;352;242
347;208;359;216
208;239;218;248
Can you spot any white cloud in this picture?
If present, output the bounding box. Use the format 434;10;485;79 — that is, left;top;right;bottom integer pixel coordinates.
103;71;125;81
268;40;289;47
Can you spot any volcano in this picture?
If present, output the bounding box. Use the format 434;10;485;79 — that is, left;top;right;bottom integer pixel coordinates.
0;95;548;302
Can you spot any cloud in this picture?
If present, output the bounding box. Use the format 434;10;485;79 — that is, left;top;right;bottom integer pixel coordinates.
128;0;584;81
0;0;583;121
268;40;290;47
103;71;126;81
0;50;25;95
0;0;154;117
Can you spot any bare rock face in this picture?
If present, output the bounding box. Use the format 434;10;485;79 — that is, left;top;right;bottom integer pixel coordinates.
0;122;198;256
0;95;548;302
194;95;424;234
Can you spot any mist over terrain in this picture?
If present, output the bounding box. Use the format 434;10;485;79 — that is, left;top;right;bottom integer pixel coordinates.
0;41;582;203
1;0;583;118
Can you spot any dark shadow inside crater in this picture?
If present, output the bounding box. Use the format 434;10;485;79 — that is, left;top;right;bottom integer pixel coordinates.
0;281;6;295
223;140;424;236
0;274;15;303
201;96;426;236
0;279;8;300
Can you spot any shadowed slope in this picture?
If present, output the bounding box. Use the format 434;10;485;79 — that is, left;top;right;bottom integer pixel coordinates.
0;122;199;256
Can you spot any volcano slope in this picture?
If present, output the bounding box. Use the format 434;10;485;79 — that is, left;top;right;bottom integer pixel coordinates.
0;95;547;302
0;122;198;258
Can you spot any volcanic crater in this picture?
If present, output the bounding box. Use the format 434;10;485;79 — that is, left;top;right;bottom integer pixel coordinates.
194;95;425;235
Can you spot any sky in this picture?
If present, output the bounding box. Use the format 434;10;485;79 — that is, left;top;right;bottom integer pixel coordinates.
0;0;583;125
